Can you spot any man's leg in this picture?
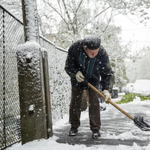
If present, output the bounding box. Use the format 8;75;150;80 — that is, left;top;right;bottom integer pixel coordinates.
69;87;83;131
88;86;101;132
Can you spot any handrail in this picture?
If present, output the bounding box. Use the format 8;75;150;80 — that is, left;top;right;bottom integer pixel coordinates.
0;4;23;25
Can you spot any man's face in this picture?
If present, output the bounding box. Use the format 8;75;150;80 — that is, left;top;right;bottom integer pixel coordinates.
83;46;99;58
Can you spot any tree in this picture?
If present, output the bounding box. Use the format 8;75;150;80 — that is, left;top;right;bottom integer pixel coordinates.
98;23;129;89
126;50;150;83
38;0;149;48
2;0;149;47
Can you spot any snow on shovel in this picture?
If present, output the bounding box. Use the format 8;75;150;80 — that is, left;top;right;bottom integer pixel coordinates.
83;79;150;131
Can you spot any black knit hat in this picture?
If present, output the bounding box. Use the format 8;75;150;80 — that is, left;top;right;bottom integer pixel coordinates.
83;35;101;50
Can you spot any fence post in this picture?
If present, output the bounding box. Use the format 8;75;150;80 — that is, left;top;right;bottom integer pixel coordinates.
41;48;53;137
16;0;52;144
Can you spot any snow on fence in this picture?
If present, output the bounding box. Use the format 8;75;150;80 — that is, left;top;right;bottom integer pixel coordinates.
0;4;71;150
39;36;71;122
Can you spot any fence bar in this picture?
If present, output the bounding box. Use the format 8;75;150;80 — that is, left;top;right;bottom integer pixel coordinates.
2;8;6;149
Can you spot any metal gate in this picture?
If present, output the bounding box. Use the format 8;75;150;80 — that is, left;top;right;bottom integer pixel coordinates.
0;5;24;149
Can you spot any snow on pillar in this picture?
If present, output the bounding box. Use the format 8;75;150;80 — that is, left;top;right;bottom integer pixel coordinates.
21;0;39;42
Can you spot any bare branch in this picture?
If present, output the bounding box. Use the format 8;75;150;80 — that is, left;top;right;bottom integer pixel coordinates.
75;0;84;13
57;0;63;16
79;6;111;31
62;0;74;31
43;0;69;29
101;10;115;34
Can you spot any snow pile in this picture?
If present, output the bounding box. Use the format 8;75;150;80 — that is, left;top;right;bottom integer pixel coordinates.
7;138;150;150
132;96;141;104
104;131;146;141
133;79;150;96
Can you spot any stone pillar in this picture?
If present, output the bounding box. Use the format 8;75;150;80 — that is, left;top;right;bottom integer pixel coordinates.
17;42;48;144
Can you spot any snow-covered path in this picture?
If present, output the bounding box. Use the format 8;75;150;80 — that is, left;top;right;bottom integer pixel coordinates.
8;94;150;150
54;95;150;147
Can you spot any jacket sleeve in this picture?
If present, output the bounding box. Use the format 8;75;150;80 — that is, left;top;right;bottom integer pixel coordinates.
65;44;79;77
109;71;114;93
100;48;113;91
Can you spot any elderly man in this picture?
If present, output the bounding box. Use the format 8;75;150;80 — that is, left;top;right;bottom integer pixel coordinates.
65;35;113;139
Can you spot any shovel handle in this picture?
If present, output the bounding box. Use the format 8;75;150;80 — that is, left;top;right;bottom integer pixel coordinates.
88;82;134;121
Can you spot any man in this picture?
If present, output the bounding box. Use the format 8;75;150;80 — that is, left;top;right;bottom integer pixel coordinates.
65;35;112;139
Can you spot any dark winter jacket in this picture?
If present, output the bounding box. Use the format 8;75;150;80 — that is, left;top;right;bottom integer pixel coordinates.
65;40;113;91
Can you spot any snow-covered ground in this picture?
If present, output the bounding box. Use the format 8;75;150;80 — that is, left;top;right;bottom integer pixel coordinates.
7;94;150;150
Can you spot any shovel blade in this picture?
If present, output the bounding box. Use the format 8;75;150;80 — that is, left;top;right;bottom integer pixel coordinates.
134;116;150;131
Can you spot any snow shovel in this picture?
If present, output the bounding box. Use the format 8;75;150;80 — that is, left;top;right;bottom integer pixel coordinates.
84;80;150;131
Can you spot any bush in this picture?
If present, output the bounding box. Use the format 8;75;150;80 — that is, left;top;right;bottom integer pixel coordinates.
116;93;150;104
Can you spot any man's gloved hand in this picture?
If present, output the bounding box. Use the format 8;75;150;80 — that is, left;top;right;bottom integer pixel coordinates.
75;71;84;82
102;90;111;103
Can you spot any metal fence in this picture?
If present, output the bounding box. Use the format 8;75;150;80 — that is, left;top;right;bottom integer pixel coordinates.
40;38;71;121
0;5;71;150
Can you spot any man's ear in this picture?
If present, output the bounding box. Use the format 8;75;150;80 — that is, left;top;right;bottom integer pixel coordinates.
83;45;87;51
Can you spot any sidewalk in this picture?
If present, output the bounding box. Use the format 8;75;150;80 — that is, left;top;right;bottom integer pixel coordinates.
54;98;150;147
